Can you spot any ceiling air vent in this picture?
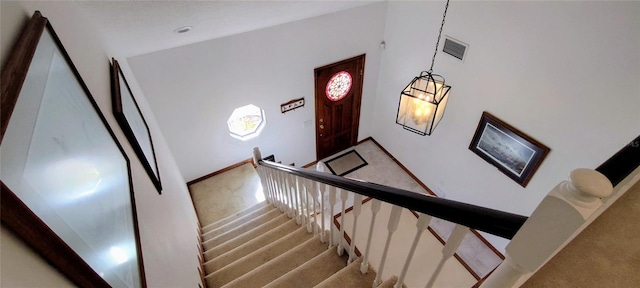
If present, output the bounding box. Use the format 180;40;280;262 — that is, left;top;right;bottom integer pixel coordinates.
442;36;468;61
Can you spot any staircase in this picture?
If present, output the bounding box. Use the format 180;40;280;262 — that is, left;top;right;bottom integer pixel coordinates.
199;201;399;288
192;140;631;288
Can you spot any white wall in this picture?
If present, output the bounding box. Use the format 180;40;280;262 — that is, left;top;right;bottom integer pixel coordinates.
0;2;202;287
373;1;639;220
129;2;388;182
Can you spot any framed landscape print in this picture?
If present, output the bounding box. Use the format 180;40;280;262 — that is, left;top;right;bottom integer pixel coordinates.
0;11;146;287
111;59;162;193
469;112;550;187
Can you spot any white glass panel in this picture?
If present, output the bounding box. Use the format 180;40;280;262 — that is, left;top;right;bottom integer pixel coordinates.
0;29;141;288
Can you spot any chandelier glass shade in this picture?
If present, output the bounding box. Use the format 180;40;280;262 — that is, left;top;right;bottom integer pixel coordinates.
396;71;450;136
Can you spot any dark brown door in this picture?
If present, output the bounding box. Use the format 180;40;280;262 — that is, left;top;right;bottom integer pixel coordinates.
315;55;365;160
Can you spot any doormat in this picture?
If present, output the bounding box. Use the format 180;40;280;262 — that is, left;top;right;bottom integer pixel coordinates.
324;150;368;176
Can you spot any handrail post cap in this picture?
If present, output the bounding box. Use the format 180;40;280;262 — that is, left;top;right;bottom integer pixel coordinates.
568;168;613;199
253;147;262;163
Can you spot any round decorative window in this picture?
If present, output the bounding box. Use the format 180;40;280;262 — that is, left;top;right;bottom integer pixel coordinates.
325;71;352;101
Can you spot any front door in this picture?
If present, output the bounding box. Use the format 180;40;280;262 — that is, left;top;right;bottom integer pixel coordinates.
314;55;365;160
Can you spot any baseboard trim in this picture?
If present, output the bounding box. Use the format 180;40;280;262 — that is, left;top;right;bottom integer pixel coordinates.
364;137;437;196
187;158;255;186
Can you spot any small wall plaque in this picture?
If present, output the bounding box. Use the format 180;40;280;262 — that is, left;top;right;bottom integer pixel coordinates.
281;97;305;113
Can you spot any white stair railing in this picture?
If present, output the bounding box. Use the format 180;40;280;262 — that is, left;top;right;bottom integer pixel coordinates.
252;148;616;288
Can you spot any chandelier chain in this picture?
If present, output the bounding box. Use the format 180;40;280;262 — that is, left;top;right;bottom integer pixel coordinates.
429;0;450;73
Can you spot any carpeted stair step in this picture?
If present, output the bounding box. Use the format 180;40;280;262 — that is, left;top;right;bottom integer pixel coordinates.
379;276;400;288
202;209;286;251
263;247;349;288
202;204;276;240
204;219;300;272
313;257;376;288
201;201;269;234
204;213;290;258
204;227;313;288
222;234;329;288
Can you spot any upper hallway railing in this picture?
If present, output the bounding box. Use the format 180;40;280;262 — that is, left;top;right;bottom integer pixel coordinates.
256;154;527;240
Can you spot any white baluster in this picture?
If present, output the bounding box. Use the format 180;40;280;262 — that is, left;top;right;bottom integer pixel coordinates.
278;171;287;212
288;174;299;221
328;186;337;248
348;193;364;264
285;172;293;218
394;213;432;288
305;179;314;233
425;224;468;288
276;171;285;212
266;169;278;208
312;180;319;235
272;170;281;209
252;148;270;203
318;183;327;243
360;198;381;274
337;188;349;256
261;167;273;204
269;169;278;205
300;179;311;229
255;166;268;203
373;205;402;288
294;176;303;225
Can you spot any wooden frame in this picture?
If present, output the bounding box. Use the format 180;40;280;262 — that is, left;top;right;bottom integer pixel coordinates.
0;12;146;287
469;112;550;187
111;59;162;193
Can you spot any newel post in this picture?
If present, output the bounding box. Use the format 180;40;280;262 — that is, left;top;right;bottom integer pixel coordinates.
253;147;262;166
481;168;613;288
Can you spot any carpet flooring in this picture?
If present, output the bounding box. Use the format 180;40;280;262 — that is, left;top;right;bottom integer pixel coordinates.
199;202;401;288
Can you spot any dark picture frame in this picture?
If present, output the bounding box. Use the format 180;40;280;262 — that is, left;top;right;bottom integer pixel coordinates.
0;12;146;287
469;112;550;187
111;59;162;193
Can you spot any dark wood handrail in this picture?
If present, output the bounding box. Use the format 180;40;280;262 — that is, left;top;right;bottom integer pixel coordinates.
258;160;528;239
596;134;640;187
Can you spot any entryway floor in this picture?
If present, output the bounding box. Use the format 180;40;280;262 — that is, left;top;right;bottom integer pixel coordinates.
188;163;264;226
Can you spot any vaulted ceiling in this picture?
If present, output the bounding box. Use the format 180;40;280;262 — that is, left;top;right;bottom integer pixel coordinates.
74;0;379;57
